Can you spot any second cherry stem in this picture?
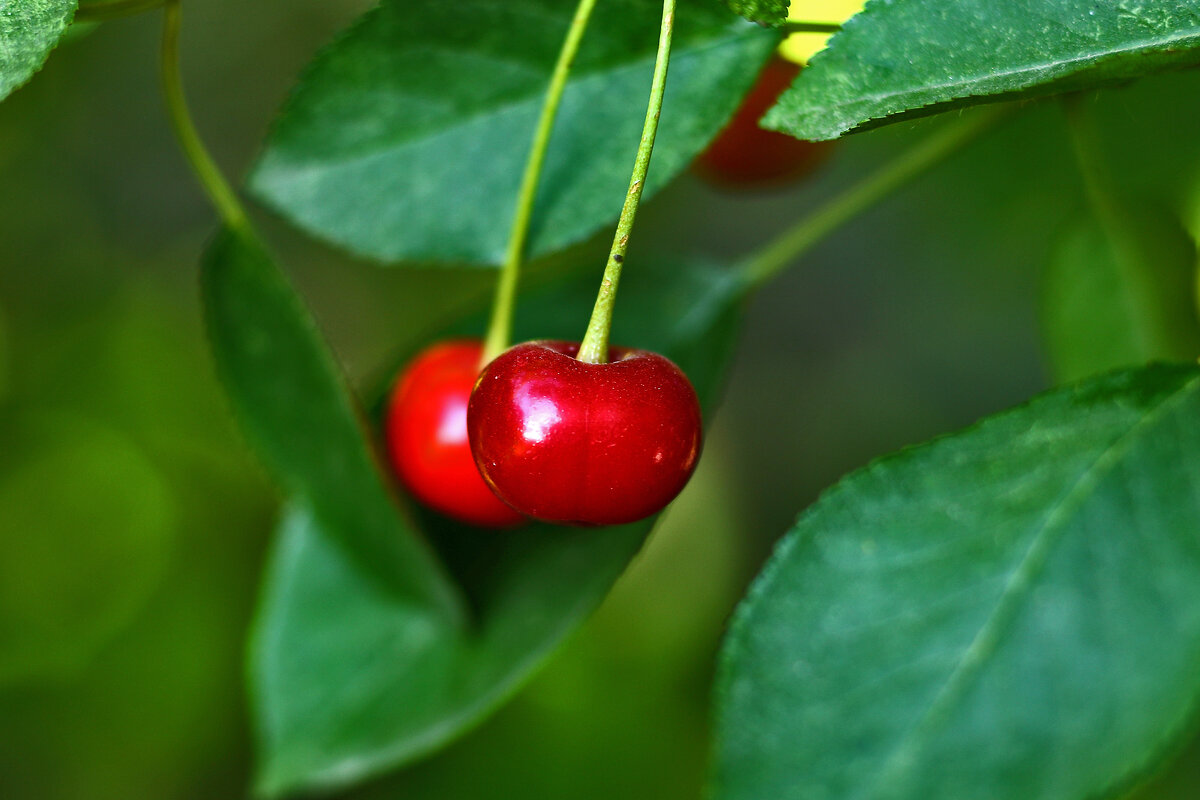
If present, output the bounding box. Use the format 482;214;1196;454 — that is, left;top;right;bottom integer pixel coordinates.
482;0;601;365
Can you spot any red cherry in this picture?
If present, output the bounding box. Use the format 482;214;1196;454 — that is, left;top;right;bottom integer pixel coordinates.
466;340;703;526
695;55;833;187
385;339;525;528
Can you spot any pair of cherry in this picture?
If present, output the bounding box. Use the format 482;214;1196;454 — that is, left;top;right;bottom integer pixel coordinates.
385;54;822;530
385;339;702;528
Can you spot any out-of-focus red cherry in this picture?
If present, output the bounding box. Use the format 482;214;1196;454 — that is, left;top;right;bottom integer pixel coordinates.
695;55;833;187
385;339;525;528
466;340;702;526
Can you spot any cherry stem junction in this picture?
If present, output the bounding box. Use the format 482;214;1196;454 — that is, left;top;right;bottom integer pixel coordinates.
160;0;249;232
738;105;1009;290
482;0;600;365
576;0;676;365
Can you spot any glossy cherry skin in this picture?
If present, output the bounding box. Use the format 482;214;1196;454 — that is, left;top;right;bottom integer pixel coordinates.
467;340;702;526
695;55;832;187
385;340;525;528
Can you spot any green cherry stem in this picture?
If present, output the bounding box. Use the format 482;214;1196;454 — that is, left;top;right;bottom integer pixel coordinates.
76;0;165;23
160;0;249;233
577;0;676;365
780;21;842;34
738;104;1009;290
482;0;600;364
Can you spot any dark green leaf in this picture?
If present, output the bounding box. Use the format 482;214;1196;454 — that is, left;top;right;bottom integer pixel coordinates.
250;0;776;265
249;256;748;797
766;1;1200;141
725;0;789;27
714;364;1200;800
0;0;77;102
201;227;463;616
1042;208;1200;384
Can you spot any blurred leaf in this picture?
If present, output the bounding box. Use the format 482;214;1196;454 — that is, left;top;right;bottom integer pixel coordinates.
0;410;174;684
1042;208;1200;384
766;1;1200;141
0;0;76;102
714;364;1200;800
250;0;776;265
201;227;463;616
249;256;748;797
726;0;788;26
0;438;273;800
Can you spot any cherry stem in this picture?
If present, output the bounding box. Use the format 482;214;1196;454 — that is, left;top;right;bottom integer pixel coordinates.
160;0;249;233
738;104;1010;290
76;0;165;22
482;0;600;365
577;0;676;365
1062;93;1164;356
780;21;842;34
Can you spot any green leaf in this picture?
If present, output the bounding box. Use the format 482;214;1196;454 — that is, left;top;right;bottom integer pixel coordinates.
250;0;776;266
1042;208;1200;384
249;256;748;797
725;0;789;27
766;1;1200;141
200;227;463;617
0;0;77;102
713;364;1200;800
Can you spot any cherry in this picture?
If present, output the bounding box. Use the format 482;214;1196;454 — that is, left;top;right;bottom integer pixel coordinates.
466;340;702;526
385;339;525;528
695;54;832;187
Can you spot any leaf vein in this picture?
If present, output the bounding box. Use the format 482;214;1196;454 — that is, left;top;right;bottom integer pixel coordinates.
857;372;1200;798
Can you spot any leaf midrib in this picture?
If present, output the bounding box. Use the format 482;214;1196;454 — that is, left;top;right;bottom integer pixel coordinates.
855;372;1200;799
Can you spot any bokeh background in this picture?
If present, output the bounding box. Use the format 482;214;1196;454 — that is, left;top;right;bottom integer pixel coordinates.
3;1;1200;798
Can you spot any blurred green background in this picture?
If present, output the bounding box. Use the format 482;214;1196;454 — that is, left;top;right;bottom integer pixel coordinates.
3;1;1200;798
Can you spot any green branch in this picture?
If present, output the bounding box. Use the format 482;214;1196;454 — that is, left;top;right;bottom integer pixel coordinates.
160;0;248;232
739;105;1010;290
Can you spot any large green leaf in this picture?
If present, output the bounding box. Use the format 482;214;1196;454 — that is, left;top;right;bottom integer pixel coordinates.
201;227;463;616
766;0;1200;141
713;364;1200;800
250;0;776;266
0;0;77;102
249;256;748;797
1042;208;1200;384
